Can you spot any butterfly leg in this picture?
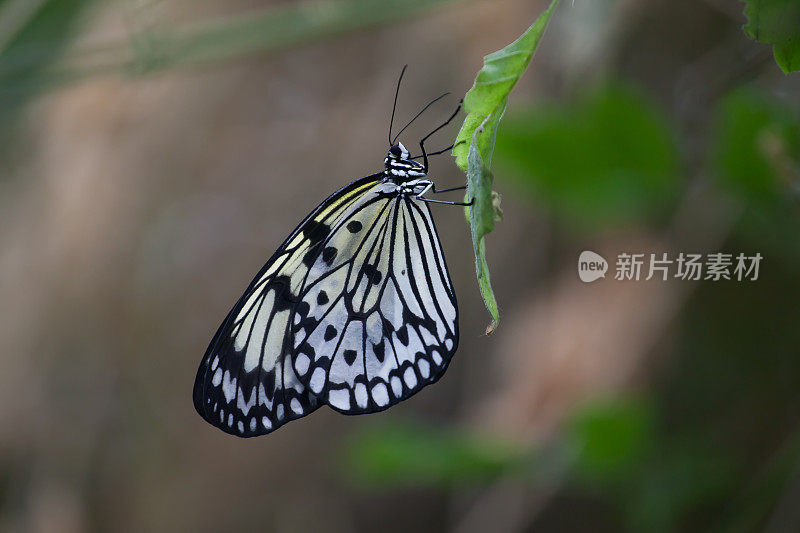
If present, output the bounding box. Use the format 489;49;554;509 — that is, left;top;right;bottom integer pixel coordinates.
419;197;474;207
431;184;466;194
417;183;470;203
417;181;434;197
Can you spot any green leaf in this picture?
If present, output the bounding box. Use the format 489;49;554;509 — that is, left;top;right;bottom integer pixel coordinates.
454;0;559;332
494;84;681;230
743;0;800;73
466;123;503;334
453;0;560;170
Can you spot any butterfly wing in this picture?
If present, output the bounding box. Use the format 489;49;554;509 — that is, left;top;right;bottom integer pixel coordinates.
291;192;459;413
193;173;384;437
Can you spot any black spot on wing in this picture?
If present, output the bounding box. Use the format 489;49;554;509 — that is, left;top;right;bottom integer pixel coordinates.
303;220;331;246
264;372;276;400
343;349;358;365
294;297;319;333
303;247;319;267
322;246;338;265
271;275;296;311
373;341;385;363
360;263;382;285
296;301;310;317
346;220;363;233
396;327;409;346
324;325;337;342
300;221;332;267
317;290;329;305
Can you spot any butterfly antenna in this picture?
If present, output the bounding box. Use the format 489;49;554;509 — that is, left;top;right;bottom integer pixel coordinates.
392;92;450;145
388;65;408;146
416;99;461;172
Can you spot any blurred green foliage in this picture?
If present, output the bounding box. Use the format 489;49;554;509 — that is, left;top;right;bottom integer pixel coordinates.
343;76;800;531
712;87;800;268
342;422;527;487
663;248;800;531
0;0;92;139
0;0;90;79
4;0;799;529
0;0;460;101
743;0;800;73
719;427;800;532
713;88;800;204
567;397;655;486
494;84;681;230
344;400;740;531
567;398;737;532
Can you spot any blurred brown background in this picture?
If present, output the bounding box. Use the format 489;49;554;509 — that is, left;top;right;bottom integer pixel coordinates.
1;0;800;531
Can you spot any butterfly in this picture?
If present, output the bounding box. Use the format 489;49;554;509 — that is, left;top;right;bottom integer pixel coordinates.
192;67;470;437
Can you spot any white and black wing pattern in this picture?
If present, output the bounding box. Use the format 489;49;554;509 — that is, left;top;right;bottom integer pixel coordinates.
193;174;384;437
291;184;459;414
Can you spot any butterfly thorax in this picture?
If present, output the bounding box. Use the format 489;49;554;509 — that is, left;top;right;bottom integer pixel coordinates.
384;142;426;183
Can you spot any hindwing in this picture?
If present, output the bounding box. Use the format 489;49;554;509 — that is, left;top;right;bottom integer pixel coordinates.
291;193;459;413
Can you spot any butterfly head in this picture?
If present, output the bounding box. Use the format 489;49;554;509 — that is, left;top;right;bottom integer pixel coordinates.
384;142;426;182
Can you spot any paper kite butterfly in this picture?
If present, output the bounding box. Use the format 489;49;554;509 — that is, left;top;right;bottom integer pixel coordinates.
193;67;469;437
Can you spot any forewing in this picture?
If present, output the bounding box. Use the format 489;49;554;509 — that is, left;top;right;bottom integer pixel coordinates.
292;194;459;413
193;174;383;437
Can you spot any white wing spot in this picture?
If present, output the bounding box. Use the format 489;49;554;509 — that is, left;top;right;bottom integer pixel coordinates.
391;376;403;397
258;384;270;407
418;359;430;379
328;388;351;410
372;383;389;407
290;398;303;414
243;290;275;372
222;371;236;402
236;387;256;415
355;383;368;408
310;367;326;393
295;353;310;375
403;367;417;388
